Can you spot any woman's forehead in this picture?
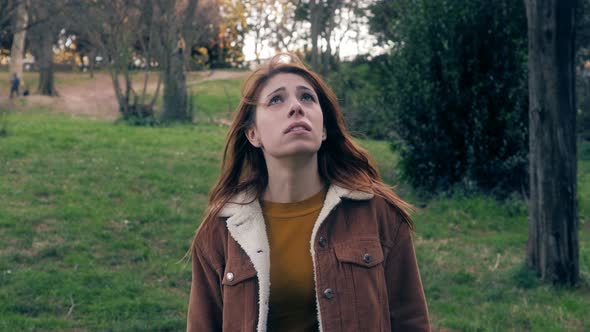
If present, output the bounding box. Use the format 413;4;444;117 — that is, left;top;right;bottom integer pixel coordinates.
260;73;314;95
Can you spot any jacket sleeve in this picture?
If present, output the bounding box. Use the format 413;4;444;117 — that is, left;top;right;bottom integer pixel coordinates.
187;242;223;332
385;220;430;331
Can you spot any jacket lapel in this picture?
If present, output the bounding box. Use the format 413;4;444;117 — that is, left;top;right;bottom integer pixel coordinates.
309;185;373;332
220;191;271;332
219;184;373;332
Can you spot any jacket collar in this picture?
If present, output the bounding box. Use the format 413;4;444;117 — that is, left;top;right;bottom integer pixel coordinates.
220;184;373;332
219;184;373;218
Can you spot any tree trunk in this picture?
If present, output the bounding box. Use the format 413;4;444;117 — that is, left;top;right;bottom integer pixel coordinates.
322;0;340;77
162;37;189;122
88;49;95;78
322;41;331;77
525;0;579;285
160;0;198;122
78;52;85;72
217;39;224;67
37;28;57;96
254;27;261;64
10;0;28;82
310;0;320;72
109;69;126;115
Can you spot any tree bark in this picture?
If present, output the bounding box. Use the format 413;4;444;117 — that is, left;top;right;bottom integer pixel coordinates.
525;0;579;285
321;0;342;77
37;27;57;96
161;0;198;122
162;34;189;122
310;0;321;72
9;0;28;82
88;48;95;78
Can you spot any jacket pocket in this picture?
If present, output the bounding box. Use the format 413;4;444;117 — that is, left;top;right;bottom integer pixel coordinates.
222;262;257;286
334;239;385;267
334;239;387;332
221;261;258;331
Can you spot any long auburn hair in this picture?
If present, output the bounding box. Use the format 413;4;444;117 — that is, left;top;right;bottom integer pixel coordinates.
192;53;414;250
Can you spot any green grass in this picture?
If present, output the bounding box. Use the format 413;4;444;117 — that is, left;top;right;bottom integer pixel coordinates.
0;79;589;330
132;75;244;122
0;110;225;330
189;78;243;122
412;145;590;331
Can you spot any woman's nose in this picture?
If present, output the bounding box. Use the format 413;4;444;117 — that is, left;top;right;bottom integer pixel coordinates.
289;101;304;117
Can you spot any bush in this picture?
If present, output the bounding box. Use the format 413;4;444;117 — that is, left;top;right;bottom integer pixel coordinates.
0;107;10;137
577;69;590;141
512;264;540;289
120;104;160;127
374;0;529;195
327;56;393;140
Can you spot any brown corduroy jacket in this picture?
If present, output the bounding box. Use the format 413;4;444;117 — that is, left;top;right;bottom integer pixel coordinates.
187;184;430;332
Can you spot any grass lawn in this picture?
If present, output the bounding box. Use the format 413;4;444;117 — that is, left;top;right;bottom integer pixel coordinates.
0;105;589;329
120;73;245;123
188;78;243;122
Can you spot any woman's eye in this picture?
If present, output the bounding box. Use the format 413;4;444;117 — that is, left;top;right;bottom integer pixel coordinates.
301;93;315;102
269;95;282;105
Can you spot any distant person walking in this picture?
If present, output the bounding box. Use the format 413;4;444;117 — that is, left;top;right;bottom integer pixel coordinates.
10;73;20;98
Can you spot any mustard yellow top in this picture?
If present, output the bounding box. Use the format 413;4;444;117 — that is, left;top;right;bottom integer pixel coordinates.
261;188;327;332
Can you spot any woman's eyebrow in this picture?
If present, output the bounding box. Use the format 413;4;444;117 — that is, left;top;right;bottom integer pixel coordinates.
297;86;314;92
266;87;285;98
266;86;314;98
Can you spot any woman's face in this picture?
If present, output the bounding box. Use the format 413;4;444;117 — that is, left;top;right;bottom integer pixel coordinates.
246;73;326;160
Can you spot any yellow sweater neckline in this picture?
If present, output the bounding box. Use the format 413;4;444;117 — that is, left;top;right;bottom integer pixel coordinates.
261;188;327;218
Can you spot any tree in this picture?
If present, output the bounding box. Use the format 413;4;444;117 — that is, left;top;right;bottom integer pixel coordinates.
372;0;529;194
9;0;27;81
208;0;248;68
76;0;217;123
241;0;362;74
309;0;320;71
154;0;199;122
28;0;66;96
525;0;579;285
575;0;590;140
243;0;272;63
0;0;20;49
300;0;367;75
255;0;304;55
84;0;161;120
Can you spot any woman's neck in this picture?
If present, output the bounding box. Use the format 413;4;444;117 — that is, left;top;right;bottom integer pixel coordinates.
262;154;324;203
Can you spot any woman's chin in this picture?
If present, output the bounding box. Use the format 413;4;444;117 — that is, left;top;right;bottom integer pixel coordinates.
269;144;321;159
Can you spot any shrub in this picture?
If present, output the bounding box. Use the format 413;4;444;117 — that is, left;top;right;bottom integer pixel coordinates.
0;107;9;137
373;0;529;195
327;56;393;140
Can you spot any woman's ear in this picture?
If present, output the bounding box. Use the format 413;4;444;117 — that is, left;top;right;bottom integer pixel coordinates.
322;127;327;141
246;127;262;148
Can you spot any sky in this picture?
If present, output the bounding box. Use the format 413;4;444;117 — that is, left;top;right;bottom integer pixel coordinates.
241;15;386;62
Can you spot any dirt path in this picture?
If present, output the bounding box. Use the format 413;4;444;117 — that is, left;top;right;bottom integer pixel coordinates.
1;70;247;121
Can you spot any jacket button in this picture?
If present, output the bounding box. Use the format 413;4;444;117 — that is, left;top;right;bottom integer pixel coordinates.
318;236;328;248
323;288;335;300
226;272;234;281
363;253;373;264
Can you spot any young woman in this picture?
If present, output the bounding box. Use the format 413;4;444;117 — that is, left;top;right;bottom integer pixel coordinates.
187;53;430;331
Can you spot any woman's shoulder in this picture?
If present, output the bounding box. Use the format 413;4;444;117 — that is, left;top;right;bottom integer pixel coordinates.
194;190;258;251
196;214;230;240
193;215;230;260
355;193;409;220
364;194;414;241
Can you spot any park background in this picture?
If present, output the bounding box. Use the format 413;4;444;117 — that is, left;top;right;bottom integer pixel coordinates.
0;0;589;330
